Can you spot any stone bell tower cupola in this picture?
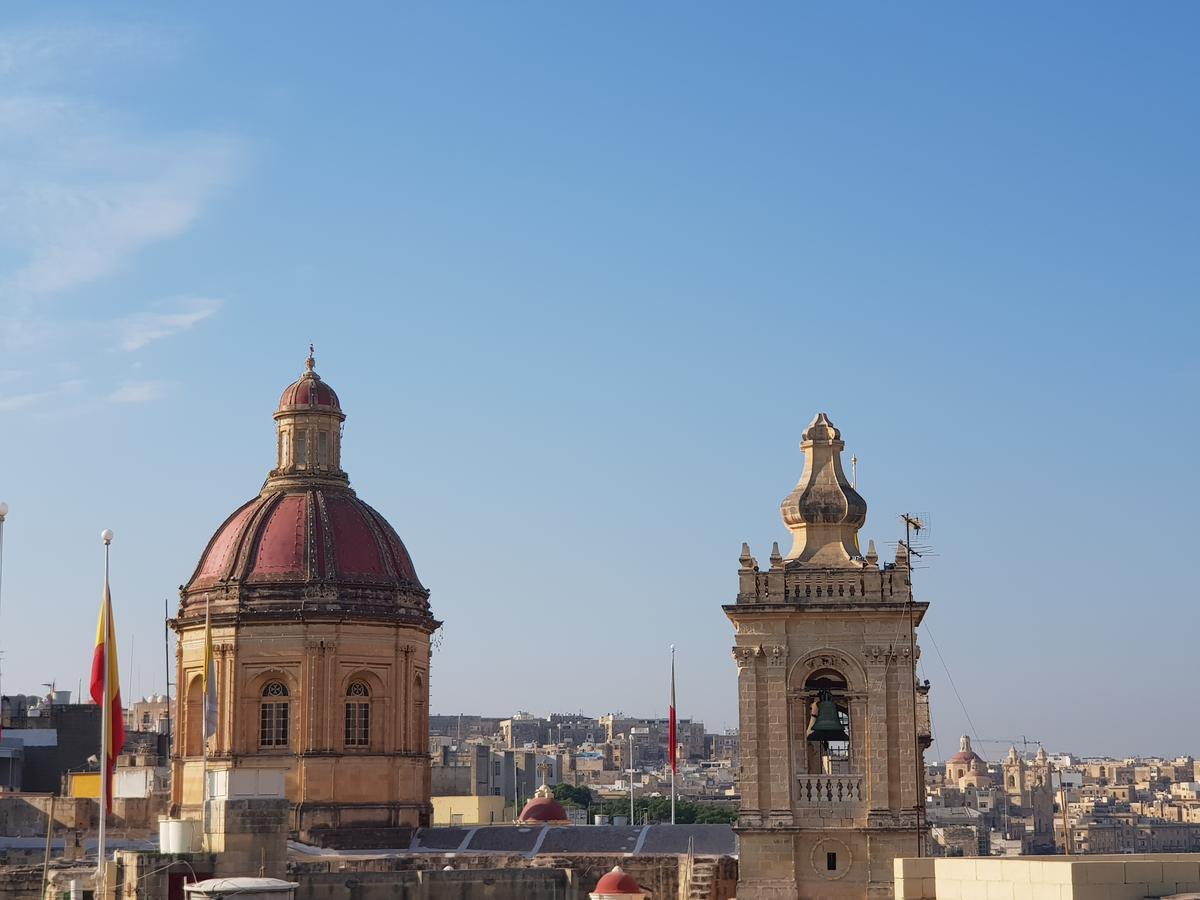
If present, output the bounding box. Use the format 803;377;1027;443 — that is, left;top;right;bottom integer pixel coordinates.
271;347;348;485
779;412;868;565
727;412;930;900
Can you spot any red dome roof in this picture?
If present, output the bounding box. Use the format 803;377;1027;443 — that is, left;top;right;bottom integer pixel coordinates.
594;867;643;895
949;749;984;764
179;354;436;631
277;375;340;413
186;488;426;617
517;795;568;824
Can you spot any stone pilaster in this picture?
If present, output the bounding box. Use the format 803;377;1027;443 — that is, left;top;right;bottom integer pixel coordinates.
733;646;763;825
764;644;792;824
865;653;892;820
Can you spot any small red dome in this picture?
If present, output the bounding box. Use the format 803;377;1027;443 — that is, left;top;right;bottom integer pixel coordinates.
949;750;984;764
277;375;340;413
594;867;643;895
517;796;568;824
276;351;341;414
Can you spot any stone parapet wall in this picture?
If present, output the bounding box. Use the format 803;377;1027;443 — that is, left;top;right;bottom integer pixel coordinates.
292;851;737;899
896;854;1200;900
0;866;42;900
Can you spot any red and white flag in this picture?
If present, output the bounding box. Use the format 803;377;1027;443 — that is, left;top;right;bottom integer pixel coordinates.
668;649;677;774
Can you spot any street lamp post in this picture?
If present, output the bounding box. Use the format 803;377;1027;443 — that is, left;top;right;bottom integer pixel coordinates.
0;501;8;623
0;502;8;754
628;734;635;824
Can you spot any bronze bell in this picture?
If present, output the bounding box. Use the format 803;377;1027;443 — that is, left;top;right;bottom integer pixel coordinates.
806;690;849;743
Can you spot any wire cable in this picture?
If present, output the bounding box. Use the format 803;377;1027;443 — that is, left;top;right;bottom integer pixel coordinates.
923;618;987;762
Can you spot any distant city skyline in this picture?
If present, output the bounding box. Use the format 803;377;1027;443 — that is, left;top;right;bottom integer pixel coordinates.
0;5;1197;758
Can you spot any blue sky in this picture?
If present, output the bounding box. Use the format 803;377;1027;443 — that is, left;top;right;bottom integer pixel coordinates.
0;4;1197;759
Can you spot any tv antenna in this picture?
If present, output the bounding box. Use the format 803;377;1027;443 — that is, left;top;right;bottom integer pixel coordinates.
899;512;933;856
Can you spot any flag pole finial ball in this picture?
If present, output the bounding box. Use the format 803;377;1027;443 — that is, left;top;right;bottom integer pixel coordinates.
0;501;9;519
101;529;114;544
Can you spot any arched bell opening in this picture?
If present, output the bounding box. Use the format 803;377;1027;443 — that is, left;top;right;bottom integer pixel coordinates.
803;670;851;775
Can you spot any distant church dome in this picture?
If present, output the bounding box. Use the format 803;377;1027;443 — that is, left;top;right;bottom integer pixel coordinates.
949;734;984;766
517;794;569;824
518;764;570;825
591;867;647;898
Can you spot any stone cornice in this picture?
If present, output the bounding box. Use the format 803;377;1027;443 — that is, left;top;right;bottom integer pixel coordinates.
724;601;929;625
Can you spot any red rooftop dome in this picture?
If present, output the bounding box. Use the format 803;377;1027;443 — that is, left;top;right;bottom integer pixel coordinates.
180;352;435;629
948;735;985;766
189;489;421;592
276;349;341;414
593;866;644;895
517;795;568;824
949;749;985;764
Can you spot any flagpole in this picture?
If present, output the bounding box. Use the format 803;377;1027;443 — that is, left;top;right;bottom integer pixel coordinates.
670;643;676;826
0;502;8;752
203;595;210;812
97;528;112;888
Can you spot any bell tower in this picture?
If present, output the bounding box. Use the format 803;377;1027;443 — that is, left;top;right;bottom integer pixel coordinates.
724;413;931;900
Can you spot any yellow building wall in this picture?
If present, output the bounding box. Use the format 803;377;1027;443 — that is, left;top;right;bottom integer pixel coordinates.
68;772;100;799
432;795;511;826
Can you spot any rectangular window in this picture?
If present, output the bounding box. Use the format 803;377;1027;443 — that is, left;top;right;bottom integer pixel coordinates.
827;852;837;871
318;431;328;467
451;814;463;825
345;702;370;747
295;431;308;467
260;702;289;747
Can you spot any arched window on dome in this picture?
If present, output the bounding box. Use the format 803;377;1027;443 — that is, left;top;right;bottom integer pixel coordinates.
185;676;203;757
260;681;290;748
317;431;329;469
345;681;370;748
294;430;308;468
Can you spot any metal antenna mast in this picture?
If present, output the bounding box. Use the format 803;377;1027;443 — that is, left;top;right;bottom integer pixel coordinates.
899;513;927;857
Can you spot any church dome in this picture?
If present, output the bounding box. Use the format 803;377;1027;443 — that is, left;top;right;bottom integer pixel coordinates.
592;867;645;897
277;349;341;414
517;795;568;824
949;735;985;766
181;351;433;626
189;489;422;591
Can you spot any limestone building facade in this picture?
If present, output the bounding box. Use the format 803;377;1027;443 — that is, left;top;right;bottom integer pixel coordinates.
1002;745;1056;853
170;353;440;842
725;413;931;899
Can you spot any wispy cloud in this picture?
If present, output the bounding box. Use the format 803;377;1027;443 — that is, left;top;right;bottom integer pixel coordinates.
5;144;240;297
0;378;84;412
0;22;243;416
106;380;170;405
0;23;243;300
117;296;222;351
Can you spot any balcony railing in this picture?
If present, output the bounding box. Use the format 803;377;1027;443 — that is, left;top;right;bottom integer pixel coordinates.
796;774;864;803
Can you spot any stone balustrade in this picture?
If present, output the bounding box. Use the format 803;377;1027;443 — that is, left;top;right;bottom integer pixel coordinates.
795;774;864;804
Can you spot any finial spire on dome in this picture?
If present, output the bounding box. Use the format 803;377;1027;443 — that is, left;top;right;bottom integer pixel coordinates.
779;412;868;566
535;760;553;798
306;343;316;373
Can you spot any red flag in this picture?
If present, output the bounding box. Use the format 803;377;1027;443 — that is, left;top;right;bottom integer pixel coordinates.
669;651;677;774
89;583;124;812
